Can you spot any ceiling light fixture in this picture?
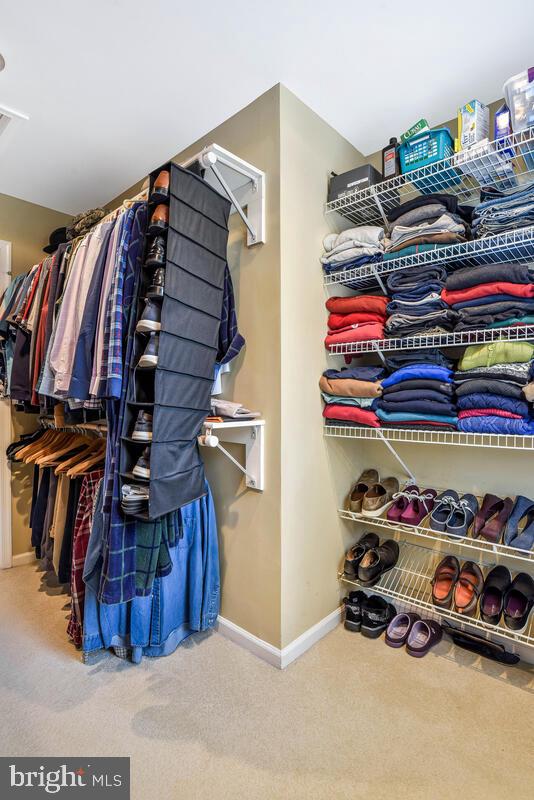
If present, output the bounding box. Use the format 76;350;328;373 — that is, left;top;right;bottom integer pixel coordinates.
0;54;5;72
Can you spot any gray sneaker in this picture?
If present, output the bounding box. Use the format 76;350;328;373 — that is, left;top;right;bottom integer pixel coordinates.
136;298;161;333
131;410;153;441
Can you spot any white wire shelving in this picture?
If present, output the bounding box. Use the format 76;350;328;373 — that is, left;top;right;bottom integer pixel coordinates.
327;324;534;356
338;508;534;566
325;128;534;227
339;540;534;649
324;425;534;451
323;225;534;291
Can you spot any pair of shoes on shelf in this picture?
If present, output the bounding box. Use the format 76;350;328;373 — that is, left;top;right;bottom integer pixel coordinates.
131;410;152;441
137;331;159;368
430;491;479;538
479;566;534;630
121;483;149;515
385;612;443;658
473;493;513;543
505;494;534;550
145;236;167;271
432;556;534;629
431;556;483;617
348;468;399;517
387;485;437;526
343;591;397;638
148;170;170;233
132;445;151;480
344;532;399;587
136;296;162;334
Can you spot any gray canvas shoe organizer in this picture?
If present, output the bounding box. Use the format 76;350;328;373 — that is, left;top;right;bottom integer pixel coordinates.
120;161;231;519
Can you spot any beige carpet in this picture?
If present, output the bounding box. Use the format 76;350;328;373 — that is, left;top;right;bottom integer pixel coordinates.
1;563;533;800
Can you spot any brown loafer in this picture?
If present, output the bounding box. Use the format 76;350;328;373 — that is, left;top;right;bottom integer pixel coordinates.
361;476;399;517
149;203;169;234
150;169;170;203
431;555;459;609
453;561;484;617
348;468;379;512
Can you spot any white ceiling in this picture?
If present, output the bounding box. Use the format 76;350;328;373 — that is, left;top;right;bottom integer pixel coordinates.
1;0;533;214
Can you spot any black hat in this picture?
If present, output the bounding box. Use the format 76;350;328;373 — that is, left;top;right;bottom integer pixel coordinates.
43;227;67;254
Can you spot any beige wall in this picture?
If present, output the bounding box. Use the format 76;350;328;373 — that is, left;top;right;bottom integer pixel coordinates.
279;86;367;647
0;194;72;557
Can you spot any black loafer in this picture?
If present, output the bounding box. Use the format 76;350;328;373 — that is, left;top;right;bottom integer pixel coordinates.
480;565;512;625
344;532;380;580
145;235;166;268
503;572;534;631
357;539;399;587
343;590;367;632
361;595;397;639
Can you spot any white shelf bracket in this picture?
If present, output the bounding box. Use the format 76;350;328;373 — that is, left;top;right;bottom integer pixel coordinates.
199;420;265;491
181;143;266;247
376;430;416;483
371;341;387;366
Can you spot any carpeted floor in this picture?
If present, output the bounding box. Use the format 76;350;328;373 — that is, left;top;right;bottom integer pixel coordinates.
1;563;533;800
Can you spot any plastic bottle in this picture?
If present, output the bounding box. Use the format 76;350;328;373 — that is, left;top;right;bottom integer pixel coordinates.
382;137;400;179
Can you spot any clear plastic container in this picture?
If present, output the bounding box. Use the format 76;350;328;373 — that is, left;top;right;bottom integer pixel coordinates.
503;68;534;132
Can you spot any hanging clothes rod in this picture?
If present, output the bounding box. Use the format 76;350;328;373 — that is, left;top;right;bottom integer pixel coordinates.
39;416;108;437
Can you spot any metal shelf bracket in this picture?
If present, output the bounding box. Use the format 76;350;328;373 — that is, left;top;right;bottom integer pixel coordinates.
199;419;265;490
376;430;416;483
181;143;266;247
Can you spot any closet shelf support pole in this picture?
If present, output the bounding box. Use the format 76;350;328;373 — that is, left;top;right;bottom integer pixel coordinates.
210;162;258;242
376;430;416;483
371;341;387;366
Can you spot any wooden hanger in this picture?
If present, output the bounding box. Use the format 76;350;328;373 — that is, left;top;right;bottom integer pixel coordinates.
23;431;71;464
55;438;104;475
66;440;106;476
35;433;89;466
14;429;57;461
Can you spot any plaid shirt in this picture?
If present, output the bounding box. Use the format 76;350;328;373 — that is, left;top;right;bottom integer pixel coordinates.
67;470;104;647
97;208;134;399
99;204;147;604
218;265;245;364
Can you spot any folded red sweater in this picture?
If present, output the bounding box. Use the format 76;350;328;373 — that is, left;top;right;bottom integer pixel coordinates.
442;281;534;305
326;295;389;315
323;404;380;427
328;311;386;330
325;322;384;347
457;408;523;420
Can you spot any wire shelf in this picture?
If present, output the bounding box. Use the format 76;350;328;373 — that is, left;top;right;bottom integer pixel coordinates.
338;509;534;566
324;425;534;450
338;540;534;648
328;324;534;355
325;128;534;227
323;225;534;290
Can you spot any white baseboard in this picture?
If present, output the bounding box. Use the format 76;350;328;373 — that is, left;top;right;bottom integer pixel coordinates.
12;551;36;567
280;606;342;668
216;616;281;667
217;606;342;669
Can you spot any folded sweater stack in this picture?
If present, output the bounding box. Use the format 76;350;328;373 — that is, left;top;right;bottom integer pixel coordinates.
324;295;389;348
472;180;534;238
385;265;457;338
376;352;457;430
321;226;384;276
442;262;534;332
455;341;534;435
384;194;472;256
321;365;384;428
